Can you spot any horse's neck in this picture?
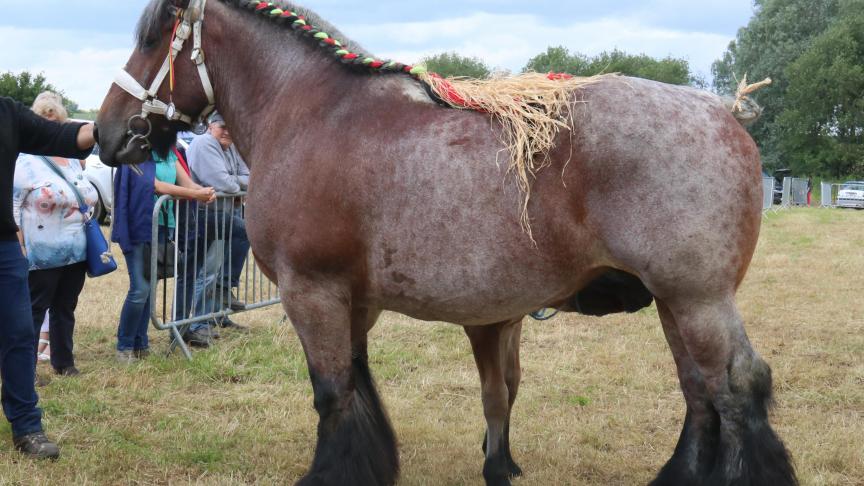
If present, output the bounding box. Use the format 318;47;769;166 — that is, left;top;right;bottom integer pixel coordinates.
204;3;375;153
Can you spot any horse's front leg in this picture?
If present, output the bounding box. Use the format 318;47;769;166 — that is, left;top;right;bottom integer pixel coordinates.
464;319;523;486
282;280;398;486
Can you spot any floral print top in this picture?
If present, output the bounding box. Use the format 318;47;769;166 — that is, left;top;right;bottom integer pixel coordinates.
12;154;98;270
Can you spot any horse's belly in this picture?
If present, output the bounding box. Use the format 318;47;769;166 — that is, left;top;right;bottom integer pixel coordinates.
363;228;597;325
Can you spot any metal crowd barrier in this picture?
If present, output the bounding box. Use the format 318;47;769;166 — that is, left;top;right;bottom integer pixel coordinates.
821;182;834;207
789;178;809;205
762;177;774;211
150;193;280;359
780;177;792;207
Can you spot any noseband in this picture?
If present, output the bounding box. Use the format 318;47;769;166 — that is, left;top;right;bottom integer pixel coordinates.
113;0;215;151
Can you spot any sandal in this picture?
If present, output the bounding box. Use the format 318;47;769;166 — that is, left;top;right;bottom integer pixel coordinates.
37;339;51;362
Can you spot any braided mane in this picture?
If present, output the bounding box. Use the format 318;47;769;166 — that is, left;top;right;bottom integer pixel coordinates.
222;0;422;76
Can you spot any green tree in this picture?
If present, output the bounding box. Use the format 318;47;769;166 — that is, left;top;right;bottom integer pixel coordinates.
524;46;700;86
523;46;589;75
0;70;78;115
422;52;491;79
711;0;842;170
773;4;864;177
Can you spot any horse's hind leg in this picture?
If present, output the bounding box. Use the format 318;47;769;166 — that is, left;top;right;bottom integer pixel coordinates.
653;295;797;486
283;281;397;486
650;299;720;484
464;319;523;486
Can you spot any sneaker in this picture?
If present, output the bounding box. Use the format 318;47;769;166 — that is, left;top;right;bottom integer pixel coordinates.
116;350;138;364
183;328;212;348
54;366;80;377
218;317;250;333
13;432;60;460
134;349;150;360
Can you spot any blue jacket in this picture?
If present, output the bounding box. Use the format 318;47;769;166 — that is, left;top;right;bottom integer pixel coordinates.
111;161;156;253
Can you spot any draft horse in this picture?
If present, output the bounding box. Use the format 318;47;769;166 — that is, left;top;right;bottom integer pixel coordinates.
95;0;798;485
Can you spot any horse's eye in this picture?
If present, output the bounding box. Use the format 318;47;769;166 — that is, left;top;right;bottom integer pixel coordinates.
143;37;158;50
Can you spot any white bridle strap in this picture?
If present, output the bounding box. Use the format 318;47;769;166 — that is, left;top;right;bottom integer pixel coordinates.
191;16;216;119
114;70;149;101
113;0;213;126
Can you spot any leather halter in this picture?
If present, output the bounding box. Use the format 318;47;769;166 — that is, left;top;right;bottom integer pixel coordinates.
113;0;215;149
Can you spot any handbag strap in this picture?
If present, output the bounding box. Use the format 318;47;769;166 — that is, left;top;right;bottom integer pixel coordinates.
38;156;90;217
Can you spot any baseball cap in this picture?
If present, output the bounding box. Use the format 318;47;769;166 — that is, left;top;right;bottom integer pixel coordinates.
207;111;225;126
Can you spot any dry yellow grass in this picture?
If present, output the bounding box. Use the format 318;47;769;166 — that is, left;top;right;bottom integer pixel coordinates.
0;207;861;485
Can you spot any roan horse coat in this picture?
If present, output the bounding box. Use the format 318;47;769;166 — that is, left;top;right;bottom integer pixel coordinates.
95;1;797;485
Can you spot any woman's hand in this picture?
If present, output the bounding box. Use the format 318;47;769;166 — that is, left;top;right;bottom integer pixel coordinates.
196;187;216;203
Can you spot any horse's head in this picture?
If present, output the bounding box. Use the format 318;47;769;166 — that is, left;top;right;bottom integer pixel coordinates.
96;0;215;166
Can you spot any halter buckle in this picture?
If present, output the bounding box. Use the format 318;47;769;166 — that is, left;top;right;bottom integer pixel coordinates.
192;48;206;65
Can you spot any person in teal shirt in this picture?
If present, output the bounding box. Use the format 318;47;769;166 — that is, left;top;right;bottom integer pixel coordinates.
113;147;214;363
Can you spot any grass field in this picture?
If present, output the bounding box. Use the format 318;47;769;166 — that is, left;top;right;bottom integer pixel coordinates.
0;207;862;485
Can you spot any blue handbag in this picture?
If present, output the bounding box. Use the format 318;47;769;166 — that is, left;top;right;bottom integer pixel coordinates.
39;156;118;277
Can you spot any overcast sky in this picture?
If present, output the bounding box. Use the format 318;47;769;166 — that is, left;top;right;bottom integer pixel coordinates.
0;0;755;109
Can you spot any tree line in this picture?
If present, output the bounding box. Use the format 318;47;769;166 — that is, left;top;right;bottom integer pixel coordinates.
4;2;861;178
0;71;79;115
422;47;701;87
714;0;863;178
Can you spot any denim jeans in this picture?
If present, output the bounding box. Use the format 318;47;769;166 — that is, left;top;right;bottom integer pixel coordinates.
0;241;43;437
173;201;202;323
117;243;151;351
225;206;250;289
187;204;249;331
189;241;225;332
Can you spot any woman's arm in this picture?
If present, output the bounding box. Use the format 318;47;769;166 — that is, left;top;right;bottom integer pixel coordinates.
154;179;215;203
175;161;202;190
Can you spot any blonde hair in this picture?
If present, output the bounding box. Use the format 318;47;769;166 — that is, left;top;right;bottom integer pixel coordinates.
31;91;68;122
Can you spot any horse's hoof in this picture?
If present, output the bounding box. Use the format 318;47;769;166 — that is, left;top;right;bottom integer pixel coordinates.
484;476;512;486
294;474;323;486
